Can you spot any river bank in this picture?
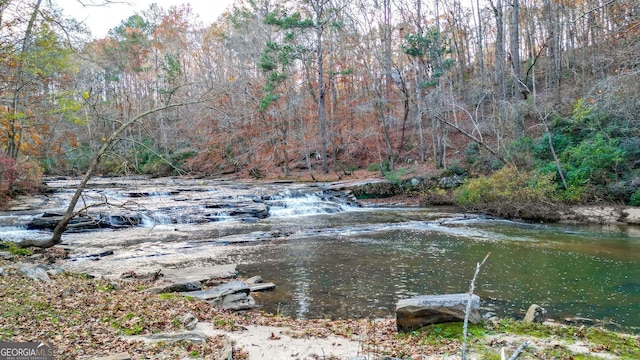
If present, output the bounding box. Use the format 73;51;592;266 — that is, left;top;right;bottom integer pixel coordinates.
2;177;640;359
1;248;639;360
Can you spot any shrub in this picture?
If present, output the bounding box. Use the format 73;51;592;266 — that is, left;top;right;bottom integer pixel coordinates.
420;188;454;206
454;166;560;220
630;189;640;206
0;155;17;204
366;160;389;173
561;133;625;188
140;158;173;176
0;155;43;208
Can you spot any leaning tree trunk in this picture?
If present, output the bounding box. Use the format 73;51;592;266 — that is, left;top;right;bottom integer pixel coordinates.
18;102;194;248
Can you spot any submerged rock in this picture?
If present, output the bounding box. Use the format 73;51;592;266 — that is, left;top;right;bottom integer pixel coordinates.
160;265;237;284
396;293;480;332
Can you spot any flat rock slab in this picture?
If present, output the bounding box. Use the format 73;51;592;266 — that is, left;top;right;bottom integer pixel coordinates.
144;281;201;294
181;281;250;301
396;293;481;332
250;282;276;292
161;264;237;283
92;353;132;360
181;281;257;311
122;331;207;344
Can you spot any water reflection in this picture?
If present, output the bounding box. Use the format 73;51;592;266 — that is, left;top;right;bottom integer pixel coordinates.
236;210;640;333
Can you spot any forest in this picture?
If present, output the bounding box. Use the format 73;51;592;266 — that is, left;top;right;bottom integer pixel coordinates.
1;0;639;213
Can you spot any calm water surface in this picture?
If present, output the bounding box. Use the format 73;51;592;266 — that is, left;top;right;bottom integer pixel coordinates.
230;208;640;333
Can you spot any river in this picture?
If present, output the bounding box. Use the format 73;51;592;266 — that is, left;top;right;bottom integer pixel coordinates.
1;177;639;333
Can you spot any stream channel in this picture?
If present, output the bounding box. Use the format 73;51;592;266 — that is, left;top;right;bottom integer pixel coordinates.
1;176;639;333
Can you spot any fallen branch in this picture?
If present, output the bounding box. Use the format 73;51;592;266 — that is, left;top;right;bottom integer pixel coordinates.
502;341;529;360
461;252;491;360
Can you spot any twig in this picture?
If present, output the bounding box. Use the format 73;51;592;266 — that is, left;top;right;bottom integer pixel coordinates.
572;0;616;23
461;252;491;360
501;341;529;360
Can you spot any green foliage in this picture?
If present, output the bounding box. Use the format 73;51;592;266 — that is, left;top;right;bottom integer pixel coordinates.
366;161;388;172
111;312;146;335
264;11;314;29
383;167;407;185
571;98;592;124
464;142;503;174
162;54;182;84
491;319;640;358
516;98;638;204
0;241;32;256
259;9;314;111
630;189;640;206
401;27;453;88
455;166;559;220
52;92;86;125
62;144;93;174
560;134;624;188
398;322;485;347
132;139;174;176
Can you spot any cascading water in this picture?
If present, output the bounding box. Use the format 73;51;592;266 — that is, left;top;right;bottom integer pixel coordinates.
0;179;357;235
266;190;358;218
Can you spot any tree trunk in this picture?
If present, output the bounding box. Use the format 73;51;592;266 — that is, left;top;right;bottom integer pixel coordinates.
491;0;506;103
31;102;197;248
382;0;394;171
474;0;484;75
317;21;329;174
510;0;524;136
7;0;43;160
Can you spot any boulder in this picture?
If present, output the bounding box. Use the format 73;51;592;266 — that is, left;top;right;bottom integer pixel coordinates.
179;313;198;330
217;338;233;360
46;266;66;277
16;263;52;283
220;292;256;311
396;293;481;332
523;304;547;323
245;275;263;285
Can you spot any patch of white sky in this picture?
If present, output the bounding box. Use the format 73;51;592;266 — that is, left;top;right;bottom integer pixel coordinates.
53;0;236;38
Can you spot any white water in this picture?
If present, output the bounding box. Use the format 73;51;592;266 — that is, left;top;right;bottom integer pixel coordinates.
267;192;356;218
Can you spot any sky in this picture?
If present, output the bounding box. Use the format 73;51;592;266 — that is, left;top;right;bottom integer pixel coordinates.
55;0;236;38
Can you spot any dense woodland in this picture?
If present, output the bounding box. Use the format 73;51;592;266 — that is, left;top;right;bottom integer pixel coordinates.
1;0;640;212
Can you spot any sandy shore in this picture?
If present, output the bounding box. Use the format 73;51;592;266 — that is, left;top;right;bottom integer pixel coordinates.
562;205;640;225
